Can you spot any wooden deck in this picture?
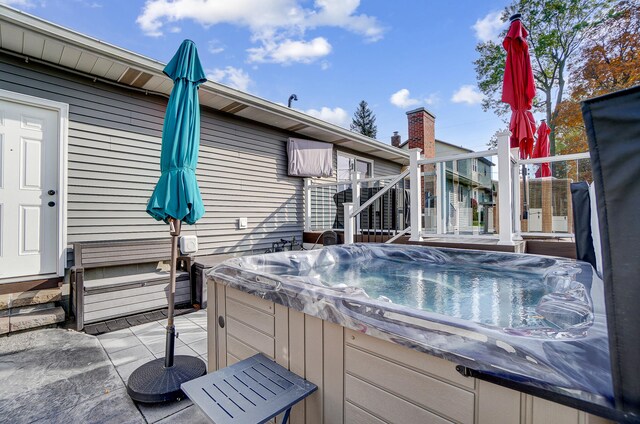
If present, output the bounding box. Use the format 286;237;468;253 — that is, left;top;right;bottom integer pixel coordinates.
303;232;577;259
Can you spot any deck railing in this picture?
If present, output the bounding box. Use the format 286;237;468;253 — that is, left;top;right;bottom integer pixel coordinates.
306;131;592;245
342;170;410;243
516;152;591;237
305;174;402;233
414;148;501;240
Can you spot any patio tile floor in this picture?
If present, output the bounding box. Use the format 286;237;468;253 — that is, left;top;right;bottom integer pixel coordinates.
0;328;144;423
0;309;210;423
97;308;210;423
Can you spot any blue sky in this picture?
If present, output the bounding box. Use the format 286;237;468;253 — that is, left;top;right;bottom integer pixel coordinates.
4;0;513;151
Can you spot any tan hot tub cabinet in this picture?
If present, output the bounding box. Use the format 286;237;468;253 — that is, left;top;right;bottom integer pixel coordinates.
206;279;612;424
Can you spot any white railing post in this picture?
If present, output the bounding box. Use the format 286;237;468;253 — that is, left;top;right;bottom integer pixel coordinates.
497;130;515;245
343;202;354;245
351;168;360;235
512;161;523;240
304;178;312;232
351;169;360;207
409;148;423;242
436;162;444;235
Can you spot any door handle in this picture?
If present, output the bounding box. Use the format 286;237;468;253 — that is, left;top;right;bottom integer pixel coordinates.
48;190;56;195
48;201;55;207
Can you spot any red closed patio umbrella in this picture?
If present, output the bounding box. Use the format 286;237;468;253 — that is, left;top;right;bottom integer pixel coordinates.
502;13;537;219
502;14;537;160
533;119;551;177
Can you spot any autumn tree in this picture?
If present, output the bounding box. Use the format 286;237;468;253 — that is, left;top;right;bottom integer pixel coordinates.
555;0;640;154
350;100;377;138
474;0;612;155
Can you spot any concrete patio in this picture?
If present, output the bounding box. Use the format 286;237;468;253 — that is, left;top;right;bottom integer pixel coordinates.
0;310;210;423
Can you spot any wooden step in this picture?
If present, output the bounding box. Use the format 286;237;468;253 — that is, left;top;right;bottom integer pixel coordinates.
0;288;62;311
2;305;65;334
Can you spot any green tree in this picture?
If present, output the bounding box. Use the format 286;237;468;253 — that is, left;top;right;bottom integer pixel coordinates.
486;130;501;150
474;0;612;155
350;100;377;138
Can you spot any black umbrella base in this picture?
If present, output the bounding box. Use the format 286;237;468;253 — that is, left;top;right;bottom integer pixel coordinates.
127;355;206;403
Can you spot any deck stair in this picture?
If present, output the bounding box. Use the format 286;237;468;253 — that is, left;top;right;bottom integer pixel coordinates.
0;288;65;335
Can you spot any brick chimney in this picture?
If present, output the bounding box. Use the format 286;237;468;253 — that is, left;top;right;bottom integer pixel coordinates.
391;131;401;147
406;107;436;159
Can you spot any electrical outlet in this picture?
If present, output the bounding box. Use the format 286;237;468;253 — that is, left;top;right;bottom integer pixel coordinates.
238;217;248;229
179;235;198;254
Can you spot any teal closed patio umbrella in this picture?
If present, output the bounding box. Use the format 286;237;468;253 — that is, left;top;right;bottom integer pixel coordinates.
146;39;206;225
128;40;207;404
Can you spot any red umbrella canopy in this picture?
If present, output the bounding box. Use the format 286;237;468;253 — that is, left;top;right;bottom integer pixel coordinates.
502;17;537;159
533;120;551;177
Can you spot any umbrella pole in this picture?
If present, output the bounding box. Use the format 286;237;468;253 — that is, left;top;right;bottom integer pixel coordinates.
165;218;181;368
126;216;204;404
522;164;529;220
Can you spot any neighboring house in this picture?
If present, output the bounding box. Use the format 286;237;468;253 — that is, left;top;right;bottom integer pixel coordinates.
0;5;408;290
391;108;496;234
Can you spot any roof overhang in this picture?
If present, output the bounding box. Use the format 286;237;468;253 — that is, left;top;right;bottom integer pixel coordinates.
0;5;409;165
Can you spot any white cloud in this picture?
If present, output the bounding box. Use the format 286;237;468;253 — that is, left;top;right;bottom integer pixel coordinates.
0;0;38;7
136;0;384;64
451;85;484;105
473;10;505;43
306;0;385;42
424;93;439;106
207;66;253;92
208;39;225;54
390;89;419;109
168;26;181;33
305;106;349;128
137;0;384;39
389;89;439;109
320;60;330;70
248;37;331;64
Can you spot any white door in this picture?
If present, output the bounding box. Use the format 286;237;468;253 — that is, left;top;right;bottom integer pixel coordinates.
0;99;59;280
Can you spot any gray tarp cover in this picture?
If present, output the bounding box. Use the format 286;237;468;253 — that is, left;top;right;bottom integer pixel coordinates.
583;85;640;420
209;244;613;410
287;138;333;177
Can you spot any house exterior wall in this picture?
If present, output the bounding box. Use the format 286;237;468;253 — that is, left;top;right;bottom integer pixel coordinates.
0;55;307;259
435;141;469;157
0;55;403;260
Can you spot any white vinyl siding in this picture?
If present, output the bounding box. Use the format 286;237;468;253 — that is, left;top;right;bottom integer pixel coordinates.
0;56;304;257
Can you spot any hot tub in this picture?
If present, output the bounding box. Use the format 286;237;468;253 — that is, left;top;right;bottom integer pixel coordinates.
206;244;613;424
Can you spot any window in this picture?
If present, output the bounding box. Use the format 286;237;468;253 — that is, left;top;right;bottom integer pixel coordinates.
337;152;374;181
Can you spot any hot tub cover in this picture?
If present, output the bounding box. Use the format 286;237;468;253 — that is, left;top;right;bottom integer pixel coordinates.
208;244;612;410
